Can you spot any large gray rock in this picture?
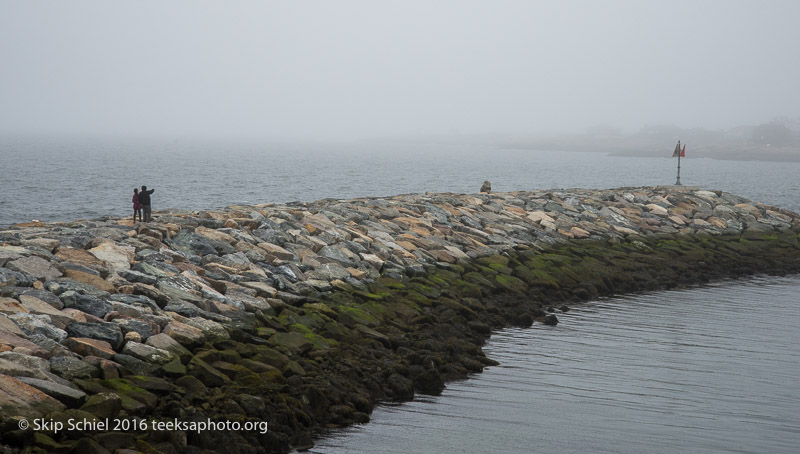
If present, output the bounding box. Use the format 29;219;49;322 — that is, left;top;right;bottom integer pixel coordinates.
45;278;108;297
19;288;63;309
183;317;230;343
0;249;24;267
306;262;351;281
18;295;73;328
163;301;207;319
252;228;290;246
0;268;37;287
218;252;251;271
162;321;205;348
88;242;134;272
8;313;68;342
65;322;124;350
62;293;113;319
118;269;159;285
112;318;155;340
0;352;56;381
318;245;357;266
166;231;218;256
145;333;192;363
109;294;159;312
0;374;66;419
121;341;172;364
15;376;87;407
7;256;62;281
112;353;159;375
49;356;100;380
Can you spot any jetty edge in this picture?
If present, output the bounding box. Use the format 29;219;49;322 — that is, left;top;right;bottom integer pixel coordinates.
1;186;799;453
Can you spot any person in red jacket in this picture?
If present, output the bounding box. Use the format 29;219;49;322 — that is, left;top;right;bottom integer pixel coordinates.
132;188;142;223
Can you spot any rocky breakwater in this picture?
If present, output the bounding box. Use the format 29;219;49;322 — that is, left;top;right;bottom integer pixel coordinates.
1;186;799;453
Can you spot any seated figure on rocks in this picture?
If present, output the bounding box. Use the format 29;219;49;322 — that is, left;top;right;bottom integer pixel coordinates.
480;180;491;193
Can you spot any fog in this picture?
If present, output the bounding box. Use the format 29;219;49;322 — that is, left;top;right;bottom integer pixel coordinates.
1;0;799;141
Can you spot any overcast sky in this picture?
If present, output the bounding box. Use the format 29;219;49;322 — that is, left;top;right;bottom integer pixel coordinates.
1;0;798;140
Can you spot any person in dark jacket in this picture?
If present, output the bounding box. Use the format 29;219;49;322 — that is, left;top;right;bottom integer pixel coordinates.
132;188;142;223
139;185;155;222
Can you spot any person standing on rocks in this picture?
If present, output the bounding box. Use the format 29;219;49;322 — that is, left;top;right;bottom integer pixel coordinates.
138;185;155;222
132;188;142;223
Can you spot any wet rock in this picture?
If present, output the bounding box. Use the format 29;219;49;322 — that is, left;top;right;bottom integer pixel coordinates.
79;392;122;419
272;332;313;354
412;368;445;395
175;375;207;396
188;357;230;387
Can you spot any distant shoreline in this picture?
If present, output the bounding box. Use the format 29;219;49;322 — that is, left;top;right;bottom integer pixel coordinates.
505;142;800;163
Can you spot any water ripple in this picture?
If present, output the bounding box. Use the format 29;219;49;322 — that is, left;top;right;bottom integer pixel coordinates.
312;276;800;454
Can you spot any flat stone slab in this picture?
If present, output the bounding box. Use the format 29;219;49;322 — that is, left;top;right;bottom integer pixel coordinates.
63;337;115;359
15;376;87;407
0;374;65;419
7;256;62;281
121;341;172;364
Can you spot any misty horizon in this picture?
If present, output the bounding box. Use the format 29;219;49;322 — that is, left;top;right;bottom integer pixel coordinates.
2;0;799;142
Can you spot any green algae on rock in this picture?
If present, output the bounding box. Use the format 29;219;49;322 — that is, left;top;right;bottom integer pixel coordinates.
1;186;800;453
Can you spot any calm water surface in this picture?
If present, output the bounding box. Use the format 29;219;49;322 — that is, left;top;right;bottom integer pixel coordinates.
313;276;800;454
1;136;798;225
2;137;799;452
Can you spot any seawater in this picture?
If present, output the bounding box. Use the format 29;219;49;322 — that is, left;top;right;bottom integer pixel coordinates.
313;277;800;454
1;136;799;226
2;137;799;453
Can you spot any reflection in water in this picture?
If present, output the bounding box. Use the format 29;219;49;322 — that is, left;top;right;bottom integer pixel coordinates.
312;276;800;454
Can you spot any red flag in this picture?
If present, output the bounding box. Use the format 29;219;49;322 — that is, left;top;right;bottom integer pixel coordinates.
680;145;686;157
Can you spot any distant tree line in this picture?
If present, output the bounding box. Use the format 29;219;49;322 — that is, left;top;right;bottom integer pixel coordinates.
750;118;799;146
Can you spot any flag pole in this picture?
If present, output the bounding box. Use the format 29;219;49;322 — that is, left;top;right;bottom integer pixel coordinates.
676;152;681;185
